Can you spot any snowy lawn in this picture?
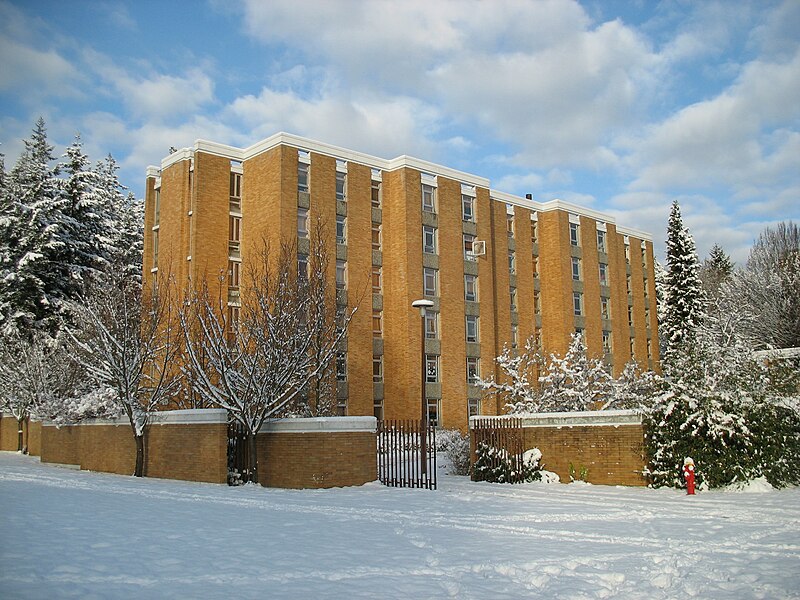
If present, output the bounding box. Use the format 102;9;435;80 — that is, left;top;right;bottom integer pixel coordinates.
1;452;799;599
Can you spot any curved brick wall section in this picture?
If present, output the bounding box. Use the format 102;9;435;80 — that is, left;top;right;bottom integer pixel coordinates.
471;411;648;486
257;417;378;489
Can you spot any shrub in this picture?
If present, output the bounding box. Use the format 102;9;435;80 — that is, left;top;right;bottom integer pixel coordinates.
472;442;545;483
435;429;471;476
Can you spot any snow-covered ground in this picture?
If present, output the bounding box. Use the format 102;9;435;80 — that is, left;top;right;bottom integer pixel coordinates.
1;452;799;599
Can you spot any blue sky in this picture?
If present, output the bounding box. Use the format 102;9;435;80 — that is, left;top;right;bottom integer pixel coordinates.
1;0;798;262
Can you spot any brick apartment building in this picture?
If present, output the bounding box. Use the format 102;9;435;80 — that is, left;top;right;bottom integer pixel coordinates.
144;133;658;430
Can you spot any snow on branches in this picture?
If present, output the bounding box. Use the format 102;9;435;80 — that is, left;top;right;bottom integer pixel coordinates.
180;229;357;483
478;333;657;414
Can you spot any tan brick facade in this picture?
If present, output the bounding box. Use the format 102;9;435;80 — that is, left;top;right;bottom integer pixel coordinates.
145;134;659;429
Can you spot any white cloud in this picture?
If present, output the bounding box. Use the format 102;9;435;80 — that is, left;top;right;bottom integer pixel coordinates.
225;87;442;160
0;35;80;96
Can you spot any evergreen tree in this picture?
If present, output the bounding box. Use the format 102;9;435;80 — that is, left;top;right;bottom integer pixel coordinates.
700;243;734;300
662;200;705;362
0;117;62;335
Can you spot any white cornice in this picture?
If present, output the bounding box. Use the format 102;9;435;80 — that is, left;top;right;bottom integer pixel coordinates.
615;225;653;242
146;166;160;178
145;132;651;240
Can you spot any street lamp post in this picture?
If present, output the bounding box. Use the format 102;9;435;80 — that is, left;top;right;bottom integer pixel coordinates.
411;299;434;479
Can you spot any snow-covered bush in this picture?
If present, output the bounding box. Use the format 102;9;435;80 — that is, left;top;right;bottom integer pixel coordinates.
472;443;546;483
435;429;471;476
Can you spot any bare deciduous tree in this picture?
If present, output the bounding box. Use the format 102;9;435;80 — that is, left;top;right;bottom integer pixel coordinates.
181;231;356;483
67;271;182;476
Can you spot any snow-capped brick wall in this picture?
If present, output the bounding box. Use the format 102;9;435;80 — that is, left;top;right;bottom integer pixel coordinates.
0;414;40;453
470;410;647;486
257;417;378;489
38;410;229;483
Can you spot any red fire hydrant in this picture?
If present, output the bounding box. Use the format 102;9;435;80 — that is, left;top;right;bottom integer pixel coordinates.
683;457;696;495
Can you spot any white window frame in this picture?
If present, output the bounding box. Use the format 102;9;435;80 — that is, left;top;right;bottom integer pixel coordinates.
336;214;347;245
422;183;436;213
465;315;479;343
423;225;437;254
462;194;475;222
466;357;480;385
464;274;478;302
573;292;583;316
425;354;439;383
423;267;438;297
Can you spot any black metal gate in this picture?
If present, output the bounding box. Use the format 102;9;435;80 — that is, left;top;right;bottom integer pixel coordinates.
377;419;437;490
471;416;527;483
227;420;252;486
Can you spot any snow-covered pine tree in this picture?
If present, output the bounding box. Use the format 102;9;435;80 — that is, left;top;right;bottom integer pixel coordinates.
94;155;143;281
662;200;705;363
700;244;734;300
54;135;108;299
0;118;63;335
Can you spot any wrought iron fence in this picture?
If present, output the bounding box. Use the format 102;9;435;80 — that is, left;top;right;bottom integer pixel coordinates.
377;419;437;490
471;417;527;484
227;420;253;486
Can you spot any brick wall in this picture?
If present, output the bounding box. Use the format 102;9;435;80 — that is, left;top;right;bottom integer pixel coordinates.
146;421;227;483
26;420;41;456
0;415;21;451
471;411;648;486
40;410;228;483
40;423;81;466
256;417;377;488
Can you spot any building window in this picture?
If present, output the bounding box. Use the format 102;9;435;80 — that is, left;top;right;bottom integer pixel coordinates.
570;222;580;246
534;289;541;315
372;266;382;294
647;339;653;359
336;259;347;290
462;194;475;222
532;255;539;278
463;233;476;261
597;230;607;253
624;244;630;263
509;286;517;312
336;171;346;202
645;306;651;323
506;213;515;238
298;162;309;193
152;229;159;267
599;263;609;286
373;355;383;383
371;176;381;208
336;353;347;381
229;173;241;211
372;222;382;251
602;330;612;354
426;355;439;383
511;324;518;348
372;310;383;337
229;215;241;257
508;250;516;274
427;398;439;426
641;246;647;265
627;305;633;326
228;260;240;290
373;400;384;420
626;273;632;294
337;399;347;417
572;256;581;281
297;208;309;239
466;357;480;385
464;274;478;302
336;214;346;245
298;253;308;279
630;338;636;357
468;397;481;417
601;296;611;320
422;183;436;213
227;305;240;337
575;327;584;338
530;219;538;243
425;311;438;339
573;292;583;316
466;315;479;343
423;267;438;297
423;225;437;254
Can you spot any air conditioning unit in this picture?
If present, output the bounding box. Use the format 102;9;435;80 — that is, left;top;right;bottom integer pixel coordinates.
472;240;486;256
